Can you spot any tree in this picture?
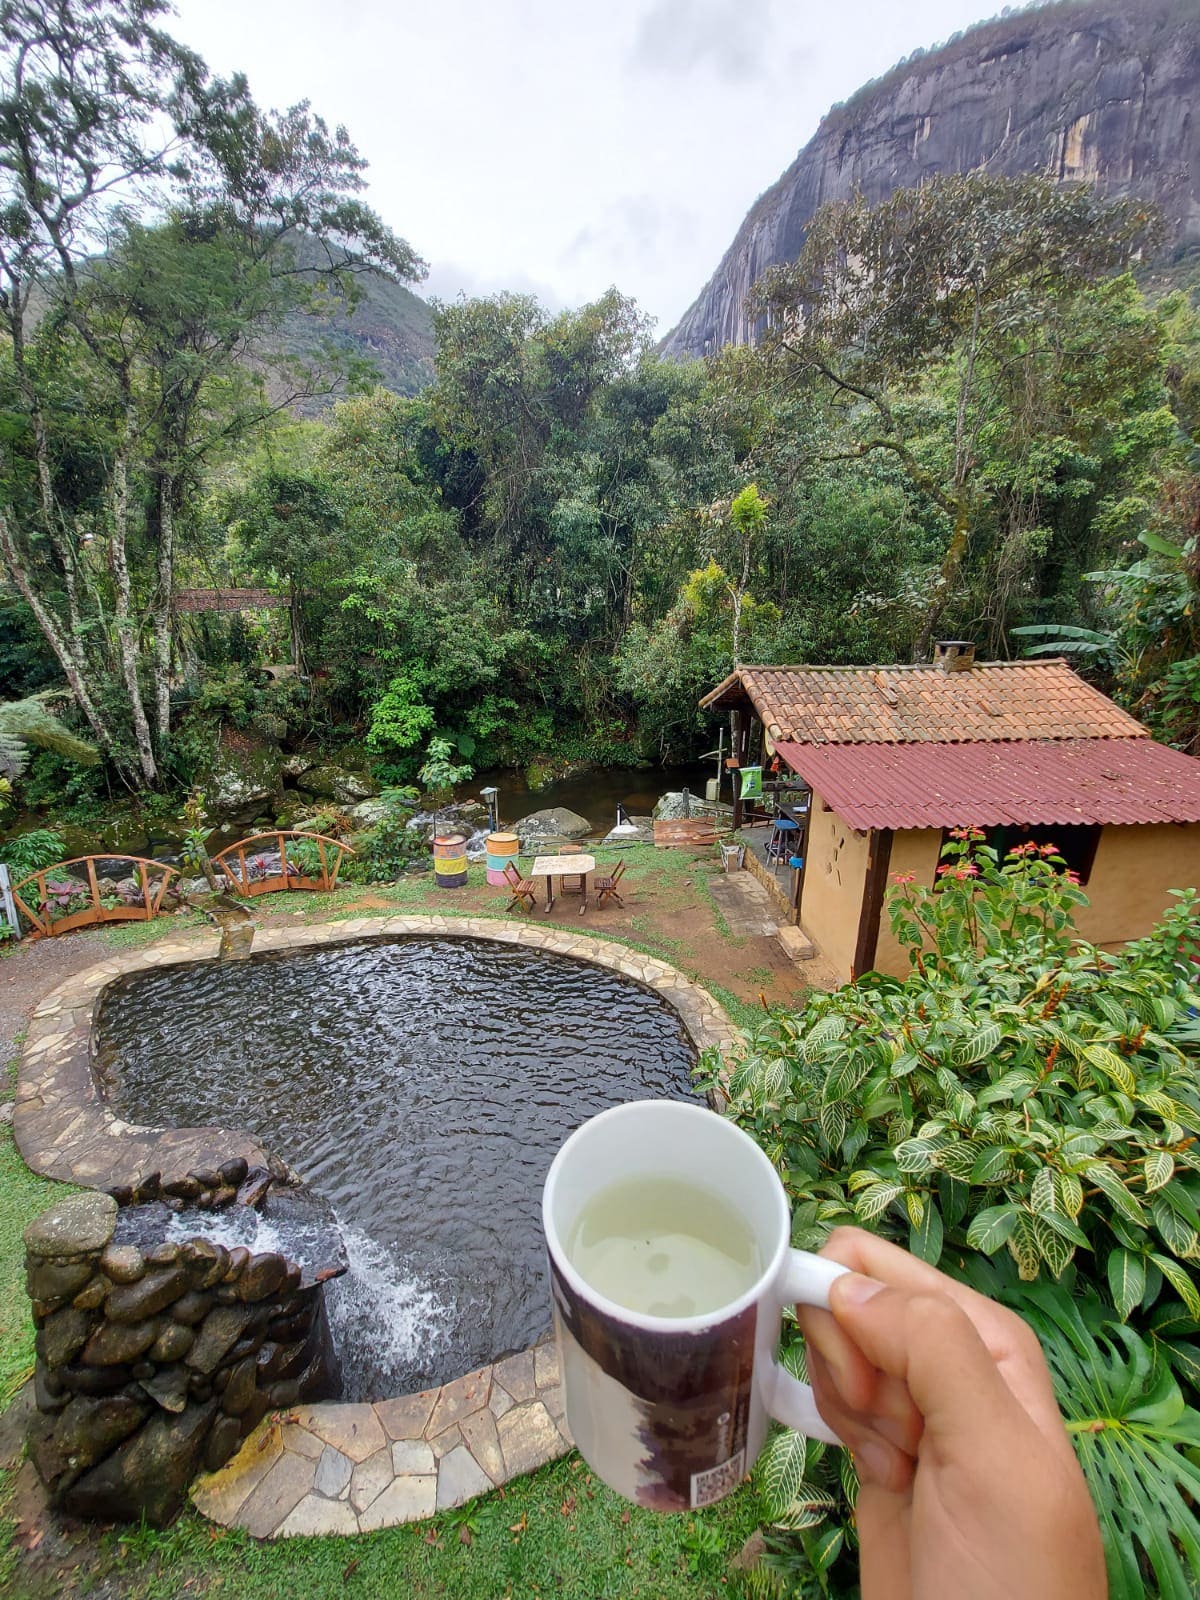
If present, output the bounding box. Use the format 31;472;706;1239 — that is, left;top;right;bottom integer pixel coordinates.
0;0;423;783
751;174;1161;655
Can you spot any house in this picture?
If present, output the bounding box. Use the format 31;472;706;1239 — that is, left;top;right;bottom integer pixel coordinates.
700;643;1200;982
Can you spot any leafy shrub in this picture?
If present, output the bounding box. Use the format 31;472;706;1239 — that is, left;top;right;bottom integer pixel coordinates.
0;828;65;879
343;786;423;882
418;735;473;803
707;838;1200;1598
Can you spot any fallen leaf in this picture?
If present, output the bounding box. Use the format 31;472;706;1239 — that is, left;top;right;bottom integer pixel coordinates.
342;1557;360;1580
458;1526;473;1546
620;1509;631;1525
509;1513;528;1534
424;1530;439;1545
559;1496;576;1517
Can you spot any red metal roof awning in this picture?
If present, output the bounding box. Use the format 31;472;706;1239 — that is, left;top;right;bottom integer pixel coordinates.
772;738;1200;830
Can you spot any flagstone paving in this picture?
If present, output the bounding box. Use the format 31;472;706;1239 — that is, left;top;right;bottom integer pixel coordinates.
190;1339;573;1537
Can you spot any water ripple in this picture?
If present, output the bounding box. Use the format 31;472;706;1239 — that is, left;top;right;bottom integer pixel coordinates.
95;936;699;1396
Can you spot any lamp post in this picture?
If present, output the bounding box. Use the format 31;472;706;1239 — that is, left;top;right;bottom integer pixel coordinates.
479;786;499;833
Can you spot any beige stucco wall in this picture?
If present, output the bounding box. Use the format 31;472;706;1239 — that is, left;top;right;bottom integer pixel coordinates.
799;793;870;983
872;829;943;979
857;820;1200;979
1073;823;1200;948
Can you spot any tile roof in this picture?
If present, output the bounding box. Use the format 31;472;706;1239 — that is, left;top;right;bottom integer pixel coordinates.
773;738;1200;830
700;661;1149;744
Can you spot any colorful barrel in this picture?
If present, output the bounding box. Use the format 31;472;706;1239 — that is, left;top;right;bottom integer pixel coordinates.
485;831;520;887
432;832;468;889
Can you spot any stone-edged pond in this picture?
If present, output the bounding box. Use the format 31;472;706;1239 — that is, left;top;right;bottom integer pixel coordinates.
93;934;701;1400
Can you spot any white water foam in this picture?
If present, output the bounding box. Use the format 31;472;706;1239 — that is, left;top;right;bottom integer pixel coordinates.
324;1224;452;1390
163;1207;452;1396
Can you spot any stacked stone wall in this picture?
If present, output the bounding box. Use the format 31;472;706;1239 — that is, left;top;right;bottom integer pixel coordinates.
24;1167;342;1526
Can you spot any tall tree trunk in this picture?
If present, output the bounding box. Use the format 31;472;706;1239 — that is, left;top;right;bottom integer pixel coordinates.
109;448;158;784
0;511;117;750
152;475;175;746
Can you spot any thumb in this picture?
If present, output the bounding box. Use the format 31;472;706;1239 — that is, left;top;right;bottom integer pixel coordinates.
828;1273;1023;1448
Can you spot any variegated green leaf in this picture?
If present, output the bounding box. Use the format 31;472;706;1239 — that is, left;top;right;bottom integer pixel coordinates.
1056;1170;1084;1218
1152;1254;1200;1319
756;1427;807;1516
970;1144;1013;1183
1084;1162;1147;1224
954;1021;1002;1066
855;1181;903;1223
1084;1044;1137;1097
1008;1212;1040;1280
910;1196;944;1264
894;1137;936;1174
802;1013;847;1059
774;1492;838;1530
1030;1166;1058;1216
1143;1150;1175;1192
966;1204;1020;1253
1107;1248;1146;1320
1152;1195;1199;1259
1033;1214;1074;1278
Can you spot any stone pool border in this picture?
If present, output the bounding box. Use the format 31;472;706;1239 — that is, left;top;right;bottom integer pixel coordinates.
13;914;737;1537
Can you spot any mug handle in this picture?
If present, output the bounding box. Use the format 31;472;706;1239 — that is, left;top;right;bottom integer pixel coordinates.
764;1249;851;1446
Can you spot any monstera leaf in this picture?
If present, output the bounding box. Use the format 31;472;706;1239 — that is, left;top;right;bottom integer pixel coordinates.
1018;1282;1200;1600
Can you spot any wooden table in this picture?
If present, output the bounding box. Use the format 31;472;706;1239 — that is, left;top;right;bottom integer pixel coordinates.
531;854;597;914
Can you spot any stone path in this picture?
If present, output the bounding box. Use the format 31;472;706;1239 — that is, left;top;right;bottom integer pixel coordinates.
706;871;781;939
192;1339;571;1538
12;914;735;1538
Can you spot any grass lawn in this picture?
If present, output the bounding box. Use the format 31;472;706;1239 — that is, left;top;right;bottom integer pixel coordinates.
0;846;799;1597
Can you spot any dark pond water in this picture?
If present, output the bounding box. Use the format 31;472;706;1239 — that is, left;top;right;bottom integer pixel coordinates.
95;936;699;1399
462;761;721;835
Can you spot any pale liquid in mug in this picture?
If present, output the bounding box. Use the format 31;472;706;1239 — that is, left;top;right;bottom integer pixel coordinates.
565;1175;763;1318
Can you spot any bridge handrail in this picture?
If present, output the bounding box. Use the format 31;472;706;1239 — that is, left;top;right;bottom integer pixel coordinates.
210;830;354;897
10;854;178;939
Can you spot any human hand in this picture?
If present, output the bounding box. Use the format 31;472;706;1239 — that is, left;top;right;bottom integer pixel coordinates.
795;1227;1106;1600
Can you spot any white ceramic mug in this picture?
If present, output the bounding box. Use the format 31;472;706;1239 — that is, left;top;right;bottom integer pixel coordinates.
542;1099;848;1511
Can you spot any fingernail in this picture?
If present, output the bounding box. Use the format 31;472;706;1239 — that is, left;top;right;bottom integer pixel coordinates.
834;1273;885;1308
852;1440;892;1485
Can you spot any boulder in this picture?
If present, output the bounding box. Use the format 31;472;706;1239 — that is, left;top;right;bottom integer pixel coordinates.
600;814;655;846
347;797;390;826
652;791;694;820
26;1194;117;1260
301;764;378;803
62;1399;218;1527
513;807;592;845
196;742;283;817
280;753;316;780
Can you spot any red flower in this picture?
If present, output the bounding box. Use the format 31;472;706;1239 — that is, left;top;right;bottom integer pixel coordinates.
959;862;980;877
1065;869;1081;885
891;871;917;885
1039;842;1060;857
936;863;955;877
948;827;970;841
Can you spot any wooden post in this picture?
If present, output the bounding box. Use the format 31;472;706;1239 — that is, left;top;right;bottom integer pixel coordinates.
852;828;894;979
731;710;743;830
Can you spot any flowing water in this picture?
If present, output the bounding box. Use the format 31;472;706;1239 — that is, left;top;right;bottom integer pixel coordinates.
94;936;700;1398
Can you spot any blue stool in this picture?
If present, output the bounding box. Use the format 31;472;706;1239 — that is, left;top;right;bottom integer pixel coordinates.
767;817;799;873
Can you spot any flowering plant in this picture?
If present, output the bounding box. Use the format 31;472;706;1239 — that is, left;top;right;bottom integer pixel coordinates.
888;829;1089;975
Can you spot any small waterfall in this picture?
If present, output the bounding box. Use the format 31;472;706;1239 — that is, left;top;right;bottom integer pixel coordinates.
182;891;256;959
158;1206;452;1401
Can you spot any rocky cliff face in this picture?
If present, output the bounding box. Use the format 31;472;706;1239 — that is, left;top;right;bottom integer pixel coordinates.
663;0;1200;358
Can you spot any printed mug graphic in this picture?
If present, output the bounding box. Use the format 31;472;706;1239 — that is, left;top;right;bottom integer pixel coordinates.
550;1257;757;1511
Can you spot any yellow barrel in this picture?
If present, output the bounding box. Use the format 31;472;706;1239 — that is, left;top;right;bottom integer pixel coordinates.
433;832;468;889
485;832;520;887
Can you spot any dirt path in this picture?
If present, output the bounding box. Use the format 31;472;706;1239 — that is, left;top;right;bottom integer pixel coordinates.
1;930;111;1068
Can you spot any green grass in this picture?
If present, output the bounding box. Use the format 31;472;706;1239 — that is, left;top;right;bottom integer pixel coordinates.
0;1049;73;1411
50;1457;762;1600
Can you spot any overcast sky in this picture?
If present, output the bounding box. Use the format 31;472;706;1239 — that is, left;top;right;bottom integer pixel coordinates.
169;0;1006;334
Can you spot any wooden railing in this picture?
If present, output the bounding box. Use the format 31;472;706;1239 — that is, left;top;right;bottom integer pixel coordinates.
11;855;178;939
210;831;353;898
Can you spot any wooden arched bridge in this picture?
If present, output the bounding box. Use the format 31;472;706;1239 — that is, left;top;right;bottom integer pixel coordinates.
8;830;353;939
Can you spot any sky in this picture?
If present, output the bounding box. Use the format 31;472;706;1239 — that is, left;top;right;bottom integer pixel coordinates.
169;0;1008;335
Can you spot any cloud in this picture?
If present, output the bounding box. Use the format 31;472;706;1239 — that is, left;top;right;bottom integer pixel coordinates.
563;194;702;269
629;0;776;83
422;260;568;313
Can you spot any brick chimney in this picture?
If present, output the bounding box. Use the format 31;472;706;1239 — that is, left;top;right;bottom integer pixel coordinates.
934;640;976;673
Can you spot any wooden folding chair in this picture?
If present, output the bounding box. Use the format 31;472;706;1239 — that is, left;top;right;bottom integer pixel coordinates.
594;858;627;909
503;859;536;914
